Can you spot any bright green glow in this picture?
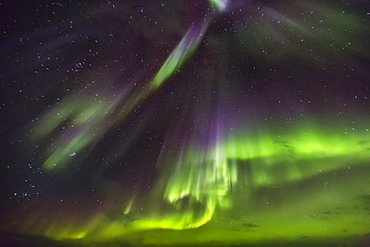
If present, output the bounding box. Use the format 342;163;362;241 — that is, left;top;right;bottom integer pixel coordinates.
156;118;370;228
160;144;237;221
18;118;370;243
122;118;369;233
134;205;215;230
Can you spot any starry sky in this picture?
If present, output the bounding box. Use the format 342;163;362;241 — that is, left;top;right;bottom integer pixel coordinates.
1;0;370;245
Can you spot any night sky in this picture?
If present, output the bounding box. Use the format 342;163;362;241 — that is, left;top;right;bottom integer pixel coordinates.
1;0;370;246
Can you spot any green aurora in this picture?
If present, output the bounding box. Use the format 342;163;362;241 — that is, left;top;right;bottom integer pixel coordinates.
1;0;369;246
9;117;370;244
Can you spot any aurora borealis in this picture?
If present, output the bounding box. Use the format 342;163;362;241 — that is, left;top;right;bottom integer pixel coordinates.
1;0;370;246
